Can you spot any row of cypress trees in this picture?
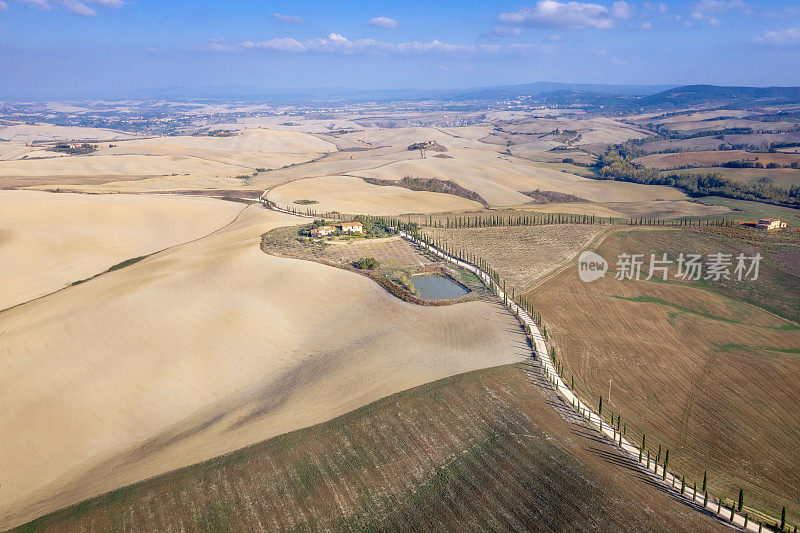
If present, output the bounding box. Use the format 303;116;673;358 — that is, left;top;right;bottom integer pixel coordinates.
262;199;792;532
410;227;793;533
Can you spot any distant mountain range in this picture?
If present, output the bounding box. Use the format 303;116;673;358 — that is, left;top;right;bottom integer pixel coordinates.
6;82;800;112
135;82;800;111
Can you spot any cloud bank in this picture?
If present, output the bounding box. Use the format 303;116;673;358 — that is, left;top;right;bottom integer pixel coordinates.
14;0;122;15
367;16;398;29
206;33;553;57
273;13;303;24
497;1;631;30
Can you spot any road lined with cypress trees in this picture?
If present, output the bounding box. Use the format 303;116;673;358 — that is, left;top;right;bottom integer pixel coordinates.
259;198;786;532
399;228;783;533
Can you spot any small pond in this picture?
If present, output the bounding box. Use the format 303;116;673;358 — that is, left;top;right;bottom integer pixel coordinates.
412;274;470;300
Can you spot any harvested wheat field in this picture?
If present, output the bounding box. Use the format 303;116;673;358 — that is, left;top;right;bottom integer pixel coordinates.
0;153;252;184
94;129;335;169
350;148;687;206
428;224;611;290
600;200;731;219
0;190;243;309
0;204;525;530
514;202;626;218
0;123;137;142
13;364;728;533
0;128;336;192
268;175;483;215
527;226;800;522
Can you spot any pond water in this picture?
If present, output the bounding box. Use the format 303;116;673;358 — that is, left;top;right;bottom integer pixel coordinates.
412;274;470;300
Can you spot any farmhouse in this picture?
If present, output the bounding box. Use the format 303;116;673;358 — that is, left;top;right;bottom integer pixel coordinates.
755;218;787;230
340;221;364;233
310;225;336;237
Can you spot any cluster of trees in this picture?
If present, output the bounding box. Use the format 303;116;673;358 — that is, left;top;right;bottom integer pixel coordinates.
298;217;398;239
363;176;487;206
353;257;380;270
646;125;756;140
596;146;800;208
47;142;97;155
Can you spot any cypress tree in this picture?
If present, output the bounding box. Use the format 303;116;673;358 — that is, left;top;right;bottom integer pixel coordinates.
663;449;669;480
704;492;708;508
702;471;707;493
730;502;735;522
639;434;645;461
738;488;744;512
599;396;603;418
681;475;685;494
781;507;786;531
657;444;661;466
647;450;650;470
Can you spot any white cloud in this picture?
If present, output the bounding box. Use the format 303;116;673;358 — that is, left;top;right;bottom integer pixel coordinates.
493;25;523;35
610;1;631;19
367;16;398;29
14;0;122;15
688;0;749;23
273;13;303;24
0;1;7;9
687;0;747;26
692;0;746;14
243;38;306;52
497;0;631;30
543;33;562;42
206;34;556;57
754;28;800;45
640;21;652;29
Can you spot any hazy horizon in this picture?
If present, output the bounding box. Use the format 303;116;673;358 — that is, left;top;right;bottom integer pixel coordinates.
2;0;800;98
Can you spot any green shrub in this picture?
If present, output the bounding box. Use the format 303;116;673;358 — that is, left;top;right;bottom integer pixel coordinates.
354;257;380;270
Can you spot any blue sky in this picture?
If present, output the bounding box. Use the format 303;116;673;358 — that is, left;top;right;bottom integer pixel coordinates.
1;0;799;97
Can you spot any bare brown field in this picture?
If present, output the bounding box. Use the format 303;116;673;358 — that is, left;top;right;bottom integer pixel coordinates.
600;200;731;219
526;227;800;521
13;364;728;533
635;150;800;169
0;205;525;530
427;224;609;291
513;202;626;218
